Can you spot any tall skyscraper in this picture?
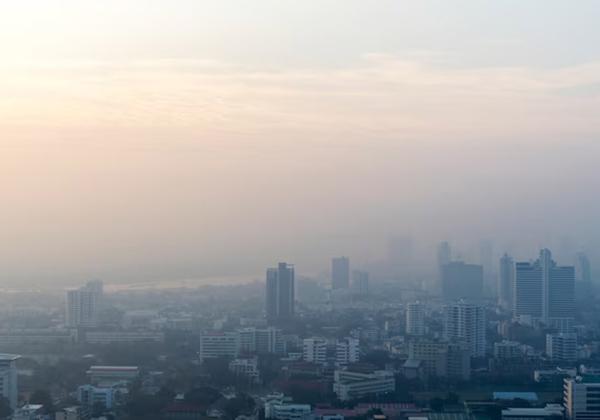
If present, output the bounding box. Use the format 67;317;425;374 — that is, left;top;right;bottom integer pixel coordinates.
265;262;295;324
66;281;102;328
406;301;425;336
444;301;486;358
441;261;484;301
514;249;575;332
437;241;452;291
0;354;20;409
332;257;350;290
498;253;515;310
479;240;494;296
575;253;592;300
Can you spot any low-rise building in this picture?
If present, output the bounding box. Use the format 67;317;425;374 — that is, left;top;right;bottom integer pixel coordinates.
333;369;395;401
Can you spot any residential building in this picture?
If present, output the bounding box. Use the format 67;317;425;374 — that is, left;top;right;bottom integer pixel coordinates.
514;249;575;332
77;384;120;409
87;366;139;385
546;333;577;362
336;337;360;366
266;263;295;323
444;301;486;358
494;341;522;359
303;337;328;365
66;286;100;328
229;358;260;384
332;257;350;290
406;302;425;336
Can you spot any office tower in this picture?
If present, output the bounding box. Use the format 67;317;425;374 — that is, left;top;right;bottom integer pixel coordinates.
66;288;99;328
479;240;494;296
332;257;350;289
444;301;486;358
575;253;592;300
564;376;600;419
546;333;577;362
336;337;360;366
302;337;328;365
352;270;369;294
498;253;515;310
441;262;484;301
406;301;425;336
265;263;295;323
0;354;20;409
514;249;575;332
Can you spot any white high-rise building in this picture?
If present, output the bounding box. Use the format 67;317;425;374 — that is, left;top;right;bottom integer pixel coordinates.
302;337;328;365
0;354;20;409
444;301;486;358
66;282;101;328
546;333;577;362
406;302;425;336
564;376;600;419
514;249;575;332
336;337;359;366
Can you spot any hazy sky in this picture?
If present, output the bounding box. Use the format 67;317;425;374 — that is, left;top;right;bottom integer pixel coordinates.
2;1;600;285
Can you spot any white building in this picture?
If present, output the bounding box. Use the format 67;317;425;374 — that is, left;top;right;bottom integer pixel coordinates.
303;338;328;365
333;369;395;401
406;302;425;336
66;282;102;328
0;353;20;409
199;331;240;362
336;338;359;366
444;301;486;357
514;249;575;332
85;331;164;344
564;375;600;419
546;333;577;362
238;327;284;354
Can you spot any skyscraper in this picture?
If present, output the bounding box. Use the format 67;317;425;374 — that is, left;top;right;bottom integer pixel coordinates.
406;301;425;336
444;301;486;358
479;240;494;296
332;257;350;290
498;253;515;310
441;261;484;301
352;270;369;294
0;354;20;409
265;262;295;324
575;253;592;300
514;249;575;332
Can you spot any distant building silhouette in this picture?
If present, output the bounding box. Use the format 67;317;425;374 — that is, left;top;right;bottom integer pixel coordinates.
441;261;483;301
498;253;515;310
437;241;452;291
66;280;103;328
266;262;295;324
514;249;574;332
331;257;350;289
575;252;592;300
351;270;369;294
406;301;425;336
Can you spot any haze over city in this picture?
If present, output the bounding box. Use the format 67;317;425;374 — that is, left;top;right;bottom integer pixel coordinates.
3;1;600;286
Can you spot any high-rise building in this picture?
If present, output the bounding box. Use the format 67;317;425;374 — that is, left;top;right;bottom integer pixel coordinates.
351;270;369;294
514;249;575;332
575;253;592;301
336;337;360;366
266;263;295;323
498;253;515;310
564;375;600;419
332;257;350;289
406;302;425;336
444;301;486;358
441;262;484;301
479;240;494;296
437;241;452;291
66;283;101;328
546;333;577;362
0;354;20;409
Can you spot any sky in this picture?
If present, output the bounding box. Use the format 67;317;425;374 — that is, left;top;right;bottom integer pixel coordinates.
2;1;600;286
